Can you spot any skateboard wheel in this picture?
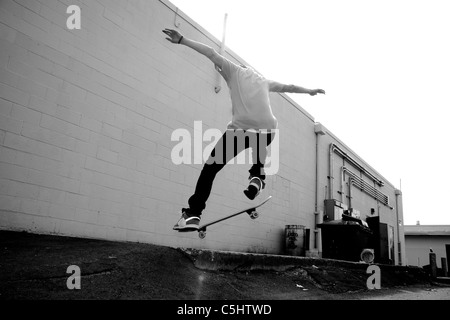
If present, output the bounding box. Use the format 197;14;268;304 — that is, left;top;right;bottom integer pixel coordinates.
198;231;206;239
250;211;259;219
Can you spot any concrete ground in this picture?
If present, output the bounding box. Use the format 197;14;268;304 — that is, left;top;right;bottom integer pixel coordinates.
1;230;449;302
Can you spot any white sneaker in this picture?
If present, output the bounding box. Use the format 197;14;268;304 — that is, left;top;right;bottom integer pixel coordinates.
173;209;200;232
244;177;264;200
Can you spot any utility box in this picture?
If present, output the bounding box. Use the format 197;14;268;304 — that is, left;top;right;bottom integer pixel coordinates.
366;217;391;264
324;199;347;221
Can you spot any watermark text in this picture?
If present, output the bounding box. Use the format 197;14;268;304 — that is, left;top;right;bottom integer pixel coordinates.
66;5;81;30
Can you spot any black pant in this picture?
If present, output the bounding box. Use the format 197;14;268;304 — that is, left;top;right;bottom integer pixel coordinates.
188;130;275;216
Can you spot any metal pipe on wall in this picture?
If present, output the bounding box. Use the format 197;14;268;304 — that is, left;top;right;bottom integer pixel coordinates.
329;143;384;201
314;123;326;250
395;189;403;265
328;143;334;199
315;134;319;213
314;133;319;249
343;167;391;208
348;177;353;209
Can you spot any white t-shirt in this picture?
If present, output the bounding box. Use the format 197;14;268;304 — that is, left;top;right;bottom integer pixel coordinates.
217;58;278;131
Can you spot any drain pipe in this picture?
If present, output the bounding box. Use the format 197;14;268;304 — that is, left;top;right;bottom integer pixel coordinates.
328;143;334;199
314;123;326;250
348;177;353;209
395;189;403;265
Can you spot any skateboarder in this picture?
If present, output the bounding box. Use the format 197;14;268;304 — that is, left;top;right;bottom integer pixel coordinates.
162;28;325;231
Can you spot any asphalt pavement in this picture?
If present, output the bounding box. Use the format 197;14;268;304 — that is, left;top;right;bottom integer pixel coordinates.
1;230;449;302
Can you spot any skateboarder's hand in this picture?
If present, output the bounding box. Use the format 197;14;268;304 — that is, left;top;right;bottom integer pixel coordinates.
309;89;326;96
163;28;183;44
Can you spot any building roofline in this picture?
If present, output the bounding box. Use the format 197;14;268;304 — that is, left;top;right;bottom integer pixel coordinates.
404;225;450;236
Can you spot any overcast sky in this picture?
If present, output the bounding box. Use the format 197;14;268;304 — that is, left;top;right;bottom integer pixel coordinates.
168;0;450;226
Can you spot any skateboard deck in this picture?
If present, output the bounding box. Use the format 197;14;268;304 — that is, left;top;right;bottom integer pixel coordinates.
197;196;272;239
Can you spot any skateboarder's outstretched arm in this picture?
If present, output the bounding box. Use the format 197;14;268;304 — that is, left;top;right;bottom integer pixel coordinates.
163;28;325;96
163;28;225;70
269;81;325;96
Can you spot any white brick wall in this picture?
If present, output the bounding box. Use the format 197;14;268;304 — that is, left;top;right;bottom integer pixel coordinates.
0;0;404;259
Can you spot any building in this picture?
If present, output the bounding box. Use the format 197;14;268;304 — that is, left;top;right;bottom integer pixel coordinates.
0;0;406;264
404;224;450;271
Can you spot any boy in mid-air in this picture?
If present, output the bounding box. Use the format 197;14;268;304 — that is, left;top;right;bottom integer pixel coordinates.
163;28;325;231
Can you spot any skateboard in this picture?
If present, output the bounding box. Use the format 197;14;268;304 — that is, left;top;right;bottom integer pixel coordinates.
197;196;272;239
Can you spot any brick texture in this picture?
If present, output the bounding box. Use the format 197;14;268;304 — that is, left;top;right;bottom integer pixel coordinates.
0;0;404;261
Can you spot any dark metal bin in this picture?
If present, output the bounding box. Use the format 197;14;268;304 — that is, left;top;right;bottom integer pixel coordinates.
317;219;374;262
